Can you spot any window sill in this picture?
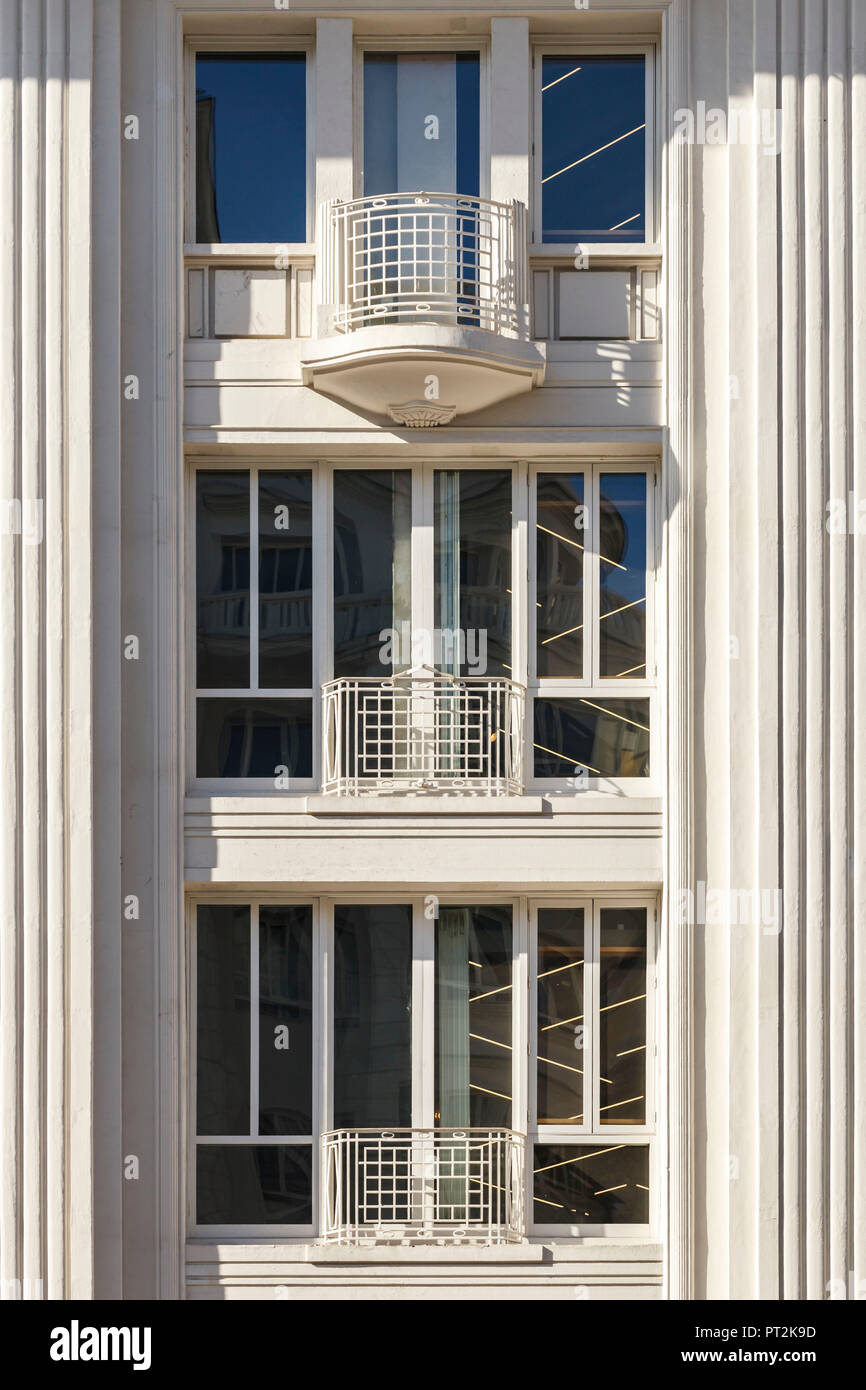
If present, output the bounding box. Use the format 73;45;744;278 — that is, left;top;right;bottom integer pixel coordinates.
186;1238;663;1266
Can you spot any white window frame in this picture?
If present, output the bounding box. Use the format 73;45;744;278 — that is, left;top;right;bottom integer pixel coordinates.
527;460;659;795
529;894;658;1239
188;458;657;796
184;35;316;252
531;41;658;252
353;36;491;202
188;460;319;792
188;890;657;1241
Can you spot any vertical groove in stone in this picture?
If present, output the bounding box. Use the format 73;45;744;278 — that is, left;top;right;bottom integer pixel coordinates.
0;0;21;1295
851;0;866;1297
663;0;693;1300
43;0;67;1301
802;0;829;1300
826;0;851;1291
780;0;806;1300
20;0;45;1294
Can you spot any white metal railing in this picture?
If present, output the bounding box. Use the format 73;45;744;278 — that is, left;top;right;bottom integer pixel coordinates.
321;192;529;337
321;667;525;796
321;1128;525;1246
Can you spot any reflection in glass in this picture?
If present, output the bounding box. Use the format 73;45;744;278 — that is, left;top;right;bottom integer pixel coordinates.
333;905;412;1128
196;472;250;688
536;474;585;677
435;906;512;1128
196;54;306;243
259;472;313;689
533;1143;649;1224
259;906;313;1136
599;908;647;1125
599;474;647;679
333;471;411;678
196;698;312;778
196;1144;312;1225
434;471;511;677
363;53;479;197
541;55;646;243
196;905;250;1136
537;909;585;1124
534;697;650;778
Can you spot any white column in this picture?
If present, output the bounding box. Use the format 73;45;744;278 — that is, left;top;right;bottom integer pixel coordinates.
0;0;97;1301
315;17;354;209
489;17;531;211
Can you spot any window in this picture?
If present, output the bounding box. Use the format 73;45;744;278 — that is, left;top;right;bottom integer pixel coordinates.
536;52;651;244
531;901;654;1233
191;896;655;1235
192;462;655;788
531;465;655;783
195;52;307;243
195;469;314;783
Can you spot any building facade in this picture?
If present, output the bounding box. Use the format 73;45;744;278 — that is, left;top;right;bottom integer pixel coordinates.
0;0;863;1301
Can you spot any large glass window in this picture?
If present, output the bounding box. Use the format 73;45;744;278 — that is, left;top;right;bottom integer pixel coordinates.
531;902;651;1231
193;896;654;1233
195;469;314;782
195;53;307;243
532;466;653;781
195;904;314;1230
539;54;647;243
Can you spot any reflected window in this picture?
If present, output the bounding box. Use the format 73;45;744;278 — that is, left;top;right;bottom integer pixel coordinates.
536;474;585;678
540;55;646;243
363;52;479;197
533;1143;649;1224
537;908;585;1125
333;471;412;679
196;54;306;243
534;697;650;778
599;908;647;1125
435;906;513;1128
435;471;511;678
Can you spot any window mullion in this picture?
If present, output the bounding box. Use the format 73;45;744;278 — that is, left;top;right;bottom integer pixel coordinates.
250;469;259;693
250;903;260;1138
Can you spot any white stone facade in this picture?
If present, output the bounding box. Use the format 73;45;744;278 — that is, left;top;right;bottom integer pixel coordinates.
0;0;863;1300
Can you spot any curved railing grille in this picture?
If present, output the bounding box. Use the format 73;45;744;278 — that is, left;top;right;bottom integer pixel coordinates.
321;668;525;796
321;1128;525;1246
323;192;528;336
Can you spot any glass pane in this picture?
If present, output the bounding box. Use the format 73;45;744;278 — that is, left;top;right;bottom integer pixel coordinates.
258;471;313;689
333;905;412;1128
196;1144;312;1225
536;908;585;1125
363;53;479;196
534;697;650;778
599;473;647;678
434;470;511;677
599;907;647;1125
536;473;585;677
196;471;249;689
196;54;306;243
541;55;646;243
196;698;312;778
435;905;512;1127
196;905;249;1136
333;471;412;678
259;906;313;1136
533;1143;649;1224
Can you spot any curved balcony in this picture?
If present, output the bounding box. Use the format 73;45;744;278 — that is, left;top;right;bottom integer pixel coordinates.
321;1127;525;1246
321;666;525;797
301;192;545;424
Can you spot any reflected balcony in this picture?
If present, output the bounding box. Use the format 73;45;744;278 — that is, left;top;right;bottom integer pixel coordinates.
302;193;545;423
321;1127;525;1246
321;666;525;797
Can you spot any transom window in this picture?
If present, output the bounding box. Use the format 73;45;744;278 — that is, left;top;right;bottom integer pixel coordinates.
192;896;656;1237
191;463;656;788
